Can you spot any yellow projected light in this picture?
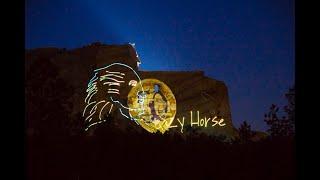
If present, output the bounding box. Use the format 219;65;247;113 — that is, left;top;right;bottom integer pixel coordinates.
128;79;176;133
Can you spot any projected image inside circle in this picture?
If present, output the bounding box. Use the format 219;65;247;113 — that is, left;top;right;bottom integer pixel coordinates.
127;79;176;133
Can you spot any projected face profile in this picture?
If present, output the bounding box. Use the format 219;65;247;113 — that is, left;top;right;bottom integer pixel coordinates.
82;62;146;131
127;79;177;133
82;59;176;134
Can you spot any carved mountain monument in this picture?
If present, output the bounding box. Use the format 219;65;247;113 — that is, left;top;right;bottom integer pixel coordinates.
25;42;239;140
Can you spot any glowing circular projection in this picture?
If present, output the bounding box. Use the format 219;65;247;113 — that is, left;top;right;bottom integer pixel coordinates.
128;79;176;133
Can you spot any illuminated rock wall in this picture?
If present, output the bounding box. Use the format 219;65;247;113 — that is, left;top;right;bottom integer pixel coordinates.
25;43;238;139
140;71;238;139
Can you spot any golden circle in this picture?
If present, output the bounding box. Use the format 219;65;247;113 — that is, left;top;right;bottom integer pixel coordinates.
127;79;176;133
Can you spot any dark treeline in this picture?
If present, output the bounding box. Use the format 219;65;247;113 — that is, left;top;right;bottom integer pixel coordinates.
26;125;295;180
26;58;296;180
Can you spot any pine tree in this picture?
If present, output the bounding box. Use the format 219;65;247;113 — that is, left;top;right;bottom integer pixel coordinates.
238;121;254;143
264;86;295;137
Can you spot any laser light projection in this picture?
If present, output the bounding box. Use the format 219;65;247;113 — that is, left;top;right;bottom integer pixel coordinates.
81;44;230;135
83;62;177;133
128;79;177;133
82;62;229;135
82;61;228;134
82;62;145;131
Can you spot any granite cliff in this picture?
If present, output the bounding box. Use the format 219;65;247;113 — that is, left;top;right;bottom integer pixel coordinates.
25;42;239;140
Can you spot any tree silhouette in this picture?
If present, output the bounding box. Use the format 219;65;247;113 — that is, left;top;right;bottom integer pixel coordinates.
284;86;295;135
264;86;295;138
238;120;254;143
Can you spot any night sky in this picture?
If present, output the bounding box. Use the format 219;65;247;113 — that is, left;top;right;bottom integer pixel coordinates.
25;0;295;131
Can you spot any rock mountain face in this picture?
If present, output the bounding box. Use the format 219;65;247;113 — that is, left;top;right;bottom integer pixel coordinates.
25;42;239;140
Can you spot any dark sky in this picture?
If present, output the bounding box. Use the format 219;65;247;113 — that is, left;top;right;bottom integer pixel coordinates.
25;0;295;131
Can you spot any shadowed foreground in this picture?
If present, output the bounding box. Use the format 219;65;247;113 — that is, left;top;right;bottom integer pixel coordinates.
25;46;295;180
26;124;295;180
